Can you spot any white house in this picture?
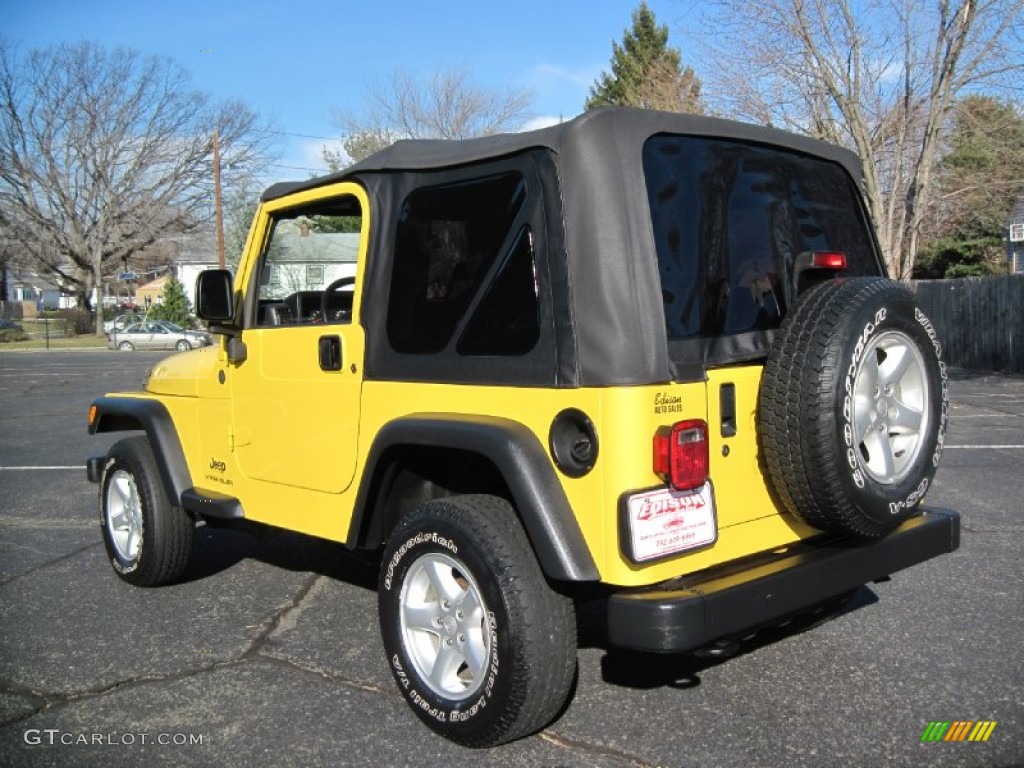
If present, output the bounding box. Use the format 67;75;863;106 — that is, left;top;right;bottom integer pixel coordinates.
171;226;361;310
2;269;75;312
1008;192;1024;275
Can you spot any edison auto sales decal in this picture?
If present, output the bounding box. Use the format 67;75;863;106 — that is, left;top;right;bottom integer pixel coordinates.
626;484;716;562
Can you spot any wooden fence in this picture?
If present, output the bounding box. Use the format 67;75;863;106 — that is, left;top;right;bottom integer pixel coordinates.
910;275;1023;375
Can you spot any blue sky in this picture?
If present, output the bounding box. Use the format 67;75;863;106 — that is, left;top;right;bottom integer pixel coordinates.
3;0;697;181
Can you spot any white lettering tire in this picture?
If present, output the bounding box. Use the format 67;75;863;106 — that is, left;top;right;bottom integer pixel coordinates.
99;436;194;586
378;495;576;746
759;278;948;537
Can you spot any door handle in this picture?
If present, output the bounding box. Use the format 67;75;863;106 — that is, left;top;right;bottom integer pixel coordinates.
319;335;342;371
720;383;737;437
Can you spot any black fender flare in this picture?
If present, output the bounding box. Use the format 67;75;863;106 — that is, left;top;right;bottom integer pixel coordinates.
88;396;191;508
349;414;600;583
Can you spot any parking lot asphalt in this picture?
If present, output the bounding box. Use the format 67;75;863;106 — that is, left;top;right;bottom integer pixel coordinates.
0;350;1021;768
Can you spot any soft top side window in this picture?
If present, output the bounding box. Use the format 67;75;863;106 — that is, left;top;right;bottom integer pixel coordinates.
387;173;540;356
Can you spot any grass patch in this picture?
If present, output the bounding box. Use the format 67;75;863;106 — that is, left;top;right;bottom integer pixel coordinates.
0;335;108;350
0;319;107;350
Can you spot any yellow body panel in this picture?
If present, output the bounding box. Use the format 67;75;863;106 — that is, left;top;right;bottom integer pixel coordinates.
228;325;365;494
705;366;781;526
135;367;814;586
109;180;820;589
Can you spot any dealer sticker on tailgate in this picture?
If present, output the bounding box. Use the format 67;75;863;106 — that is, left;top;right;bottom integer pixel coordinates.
625;483;717;562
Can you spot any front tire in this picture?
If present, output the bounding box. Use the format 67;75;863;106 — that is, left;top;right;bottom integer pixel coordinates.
379;495;576;747
175;339;192;352
100;436;194;586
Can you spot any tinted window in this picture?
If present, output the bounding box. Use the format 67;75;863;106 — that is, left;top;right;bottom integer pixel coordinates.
457;226;539;356
644;135;878;341
387;174;528;354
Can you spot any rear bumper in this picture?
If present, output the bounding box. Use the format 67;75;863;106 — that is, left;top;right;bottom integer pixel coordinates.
607;508;960;653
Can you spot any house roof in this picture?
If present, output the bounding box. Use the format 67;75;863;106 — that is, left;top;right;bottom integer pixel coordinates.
266;227;359;264
5;271;63;291
166;233;219;264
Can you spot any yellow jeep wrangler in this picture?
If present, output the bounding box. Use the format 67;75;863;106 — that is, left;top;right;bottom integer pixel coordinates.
87;107;958;747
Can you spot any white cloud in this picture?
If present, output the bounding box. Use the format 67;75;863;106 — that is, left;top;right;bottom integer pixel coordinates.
527;61;600;121
300;138;346;171
520;115;566;131
534;62;600;89
269;138;347;181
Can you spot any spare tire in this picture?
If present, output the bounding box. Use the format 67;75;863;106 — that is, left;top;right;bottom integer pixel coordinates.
759;277;948;538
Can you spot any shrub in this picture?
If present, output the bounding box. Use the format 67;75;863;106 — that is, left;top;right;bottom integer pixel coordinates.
147;277;196;328
54;309;95;336
0;328;29;343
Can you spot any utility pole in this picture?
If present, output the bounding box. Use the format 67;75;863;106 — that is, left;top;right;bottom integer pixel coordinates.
213;130;226;270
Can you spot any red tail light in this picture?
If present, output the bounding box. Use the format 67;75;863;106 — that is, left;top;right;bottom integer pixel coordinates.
811;251;847;270
653;420;709;491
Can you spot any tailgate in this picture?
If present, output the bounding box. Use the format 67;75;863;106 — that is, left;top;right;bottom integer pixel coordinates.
706;365;781;527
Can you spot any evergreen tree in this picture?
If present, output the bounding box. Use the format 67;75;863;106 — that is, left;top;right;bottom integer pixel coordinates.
916;96;1024;278
937;96;1024;241
586;3;702;113
148;276;194;327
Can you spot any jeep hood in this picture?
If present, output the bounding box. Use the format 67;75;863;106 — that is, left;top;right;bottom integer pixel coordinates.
146;347;219;397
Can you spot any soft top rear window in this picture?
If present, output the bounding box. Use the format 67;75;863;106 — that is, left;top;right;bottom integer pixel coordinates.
643;134;881;351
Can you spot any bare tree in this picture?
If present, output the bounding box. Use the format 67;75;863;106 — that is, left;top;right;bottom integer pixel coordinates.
0;41;274;333
628;55;703;113
323;131;399;171
325;66;534;167
222;175;264;271
695;0;1023;279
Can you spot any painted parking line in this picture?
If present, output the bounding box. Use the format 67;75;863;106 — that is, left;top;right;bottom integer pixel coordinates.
0;466;83;470
943;445;1024;450
946;415;1019;421
0;374;90;380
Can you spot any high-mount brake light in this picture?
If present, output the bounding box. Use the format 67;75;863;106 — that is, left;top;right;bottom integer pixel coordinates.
653;420;709;491
811;251;847;270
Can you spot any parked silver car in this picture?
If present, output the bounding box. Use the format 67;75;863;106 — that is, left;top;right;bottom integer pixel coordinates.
103;313;145;334
107;321;212;352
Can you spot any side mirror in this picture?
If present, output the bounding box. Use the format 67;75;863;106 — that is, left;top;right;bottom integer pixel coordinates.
196;269;235;322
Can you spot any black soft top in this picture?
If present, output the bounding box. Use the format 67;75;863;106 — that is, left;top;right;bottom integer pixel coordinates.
263;108;861;201
261;108;869;387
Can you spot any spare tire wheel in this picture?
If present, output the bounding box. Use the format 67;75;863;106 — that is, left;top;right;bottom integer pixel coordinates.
759;277;948;538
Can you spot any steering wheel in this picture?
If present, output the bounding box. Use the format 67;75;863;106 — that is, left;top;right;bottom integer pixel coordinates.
321;276;356;322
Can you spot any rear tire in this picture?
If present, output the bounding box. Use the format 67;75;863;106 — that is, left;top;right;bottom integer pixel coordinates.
99;436;194;586
759;278;947;537
378;495;576;746
117;341;134;352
